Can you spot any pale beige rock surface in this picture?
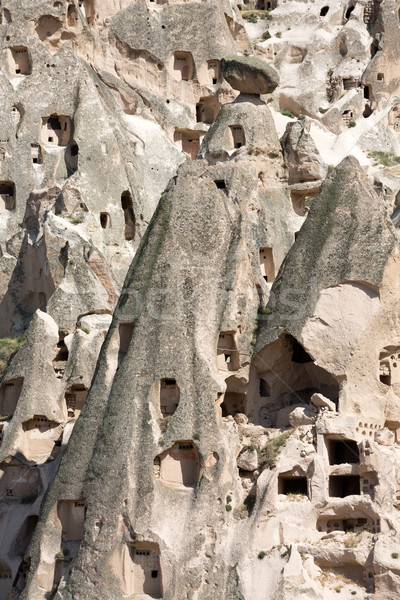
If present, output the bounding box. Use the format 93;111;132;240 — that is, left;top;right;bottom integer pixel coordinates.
1;1;400;600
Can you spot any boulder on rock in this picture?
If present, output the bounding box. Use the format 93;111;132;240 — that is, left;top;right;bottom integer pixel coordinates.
289;406;315;427
221;55;279;95
237;447;258;471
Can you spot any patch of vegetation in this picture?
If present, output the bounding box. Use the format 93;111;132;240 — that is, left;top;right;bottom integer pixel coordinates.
298;114;306;120
45;585;58;600
258;430;293;470
281;549;289;558
368;151;400;167
280;109;296;118
225;504;232;512
304;196;315;209
258;551;267;559
233;504;249;520
327;165;335;174
343;532;361;548
318;107;328;114
0;415;11;422
193;433;200;440
348;120;356;128
276;31;282;38
0;336;25;378
286;492;307;502
66;215;84;225
241;9;270;22
392;552;399;559
159;417;171;434
79;325;90;334
351;592;357;596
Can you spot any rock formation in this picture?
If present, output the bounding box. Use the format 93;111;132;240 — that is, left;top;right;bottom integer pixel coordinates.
0;1;400;599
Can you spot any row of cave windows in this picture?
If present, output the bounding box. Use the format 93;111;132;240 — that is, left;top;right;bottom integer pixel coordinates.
3;497;163;598
0;180;135;239
0;458;378;592
238;0;379;24
6;109;244;164
0;439;373;499
278;473;375;499
5;50;225;136
0;333;397;423
1;496;378;599
319;0;380;28
4;44;221;85
2;498;378;599
174;124;245;159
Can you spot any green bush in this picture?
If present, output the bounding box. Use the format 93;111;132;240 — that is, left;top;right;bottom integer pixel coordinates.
348;120;356;128
258;430;292;470
44;585;58;600
280;109;296;118
392;552;399;559
368;151;400;167
225;504;232;512
258;551;267;559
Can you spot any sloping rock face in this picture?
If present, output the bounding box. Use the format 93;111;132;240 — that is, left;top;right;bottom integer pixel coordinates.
0;0;243;336
2;1;400;600
20;97;296;600
281;120;327;184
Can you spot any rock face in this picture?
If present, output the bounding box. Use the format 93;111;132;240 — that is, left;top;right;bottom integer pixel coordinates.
1;1;400;600
281;120;327;184
222;55;279;95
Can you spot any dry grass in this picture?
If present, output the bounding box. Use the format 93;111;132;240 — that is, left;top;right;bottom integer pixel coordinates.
258;429;293;470
286;492;307;502
343;532;362;548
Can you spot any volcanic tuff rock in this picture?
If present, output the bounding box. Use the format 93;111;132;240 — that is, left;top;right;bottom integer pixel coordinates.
221;55;279;95
2;1;400;600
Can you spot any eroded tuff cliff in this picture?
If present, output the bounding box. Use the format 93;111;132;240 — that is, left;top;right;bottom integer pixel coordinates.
2;1;400;599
